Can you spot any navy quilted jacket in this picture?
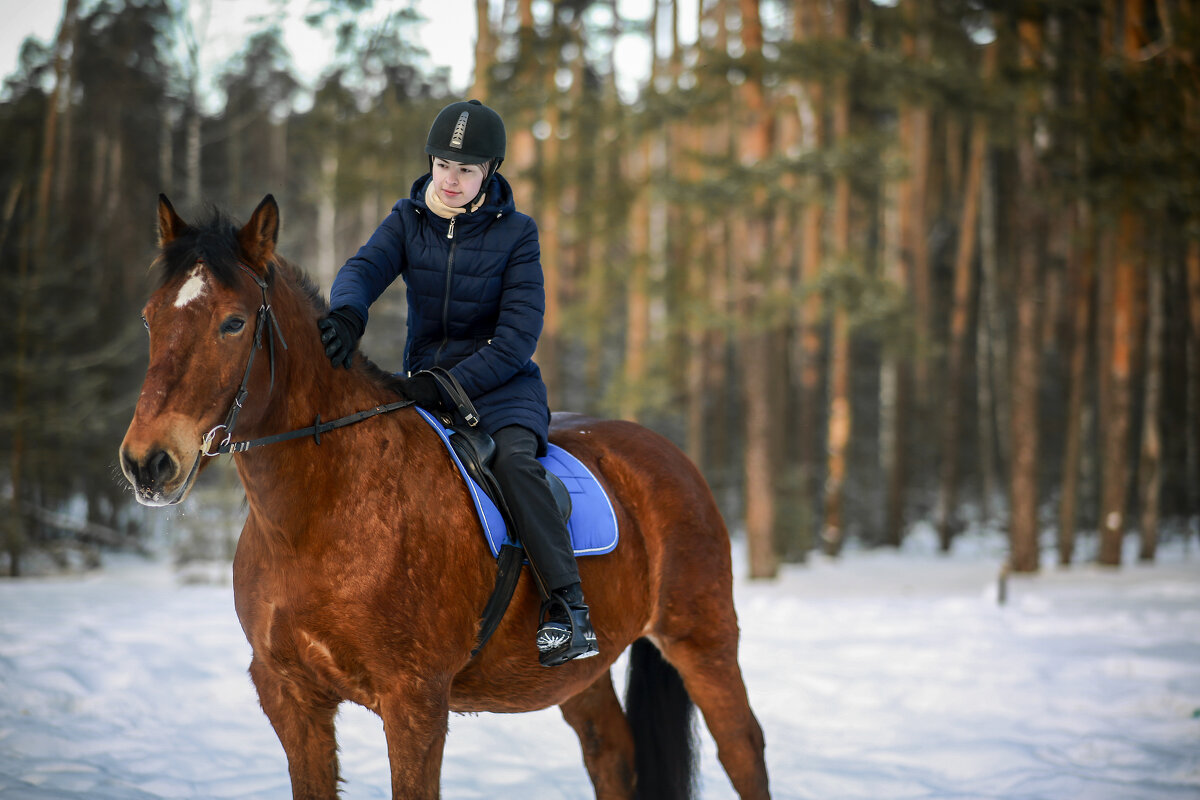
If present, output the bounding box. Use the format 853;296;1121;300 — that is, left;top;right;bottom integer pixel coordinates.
328;173;550;449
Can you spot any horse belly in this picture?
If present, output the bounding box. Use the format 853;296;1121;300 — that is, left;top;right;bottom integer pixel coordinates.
447;652;621;714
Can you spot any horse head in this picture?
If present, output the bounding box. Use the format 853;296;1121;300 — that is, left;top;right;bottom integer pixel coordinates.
119;194;282;506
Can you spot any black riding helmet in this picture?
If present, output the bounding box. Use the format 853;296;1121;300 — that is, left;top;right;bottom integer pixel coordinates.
425;100;506;208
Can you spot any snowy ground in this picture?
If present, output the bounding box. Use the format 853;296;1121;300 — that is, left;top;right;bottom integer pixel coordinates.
1;528;1198;800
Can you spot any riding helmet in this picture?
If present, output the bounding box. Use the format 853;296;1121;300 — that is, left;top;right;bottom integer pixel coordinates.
425;99;506;166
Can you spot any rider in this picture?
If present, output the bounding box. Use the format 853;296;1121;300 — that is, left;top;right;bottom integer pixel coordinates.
317;99;598;667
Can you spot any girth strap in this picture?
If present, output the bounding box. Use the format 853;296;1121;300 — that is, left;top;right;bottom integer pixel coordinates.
471;545;525;658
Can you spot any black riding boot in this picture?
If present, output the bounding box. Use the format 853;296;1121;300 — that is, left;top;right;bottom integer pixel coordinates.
536;582;599;667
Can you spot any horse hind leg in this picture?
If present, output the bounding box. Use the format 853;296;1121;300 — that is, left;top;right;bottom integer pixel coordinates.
654;630;771;800
559;670;637;800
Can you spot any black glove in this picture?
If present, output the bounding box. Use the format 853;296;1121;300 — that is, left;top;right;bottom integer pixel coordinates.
318;307;364;369
396;372;443;410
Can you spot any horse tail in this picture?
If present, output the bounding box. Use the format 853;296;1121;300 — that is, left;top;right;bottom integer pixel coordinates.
625;638;698;800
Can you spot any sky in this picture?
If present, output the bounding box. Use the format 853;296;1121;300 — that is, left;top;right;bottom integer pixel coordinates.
0;0;683;106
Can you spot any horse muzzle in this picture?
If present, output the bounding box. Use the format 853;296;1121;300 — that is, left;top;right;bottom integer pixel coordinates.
119;440;202;507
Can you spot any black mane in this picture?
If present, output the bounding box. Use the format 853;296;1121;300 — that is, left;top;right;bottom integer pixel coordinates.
158;206;245;288
157;205;325;314
157;203;408;399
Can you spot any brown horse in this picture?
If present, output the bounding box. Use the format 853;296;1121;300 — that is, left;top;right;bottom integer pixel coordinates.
119;195;770;800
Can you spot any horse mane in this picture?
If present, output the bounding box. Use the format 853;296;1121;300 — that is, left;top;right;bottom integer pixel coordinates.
158;206;245;288
157;203;409;400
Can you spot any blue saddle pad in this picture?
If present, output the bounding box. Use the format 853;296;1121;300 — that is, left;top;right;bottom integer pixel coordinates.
415;408;619;559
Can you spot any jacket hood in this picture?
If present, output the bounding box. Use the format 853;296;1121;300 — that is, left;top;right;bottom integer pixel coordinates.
409;172;517;217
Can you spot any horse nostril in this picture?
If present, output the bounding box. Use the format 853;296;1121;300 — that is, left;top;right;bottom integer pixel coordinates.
124;448;177;490
145;449;175;487
121;450;139;483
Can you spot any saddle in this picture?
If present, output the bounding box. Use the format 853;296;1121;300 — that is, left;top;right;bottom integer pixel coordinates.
415;369;617;658
445;422;573;531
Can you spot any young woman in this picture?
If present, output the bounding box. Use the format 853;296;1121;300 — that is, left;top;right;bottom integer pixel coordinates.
317;100;597;667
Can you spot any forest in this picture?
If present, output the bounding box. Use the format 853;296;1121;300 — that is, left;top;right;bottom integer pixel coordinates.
1;0;1198;579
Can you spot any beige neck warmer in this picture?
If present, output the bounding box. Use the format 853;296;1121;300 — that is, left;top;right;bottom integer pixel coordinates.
425;181;483;220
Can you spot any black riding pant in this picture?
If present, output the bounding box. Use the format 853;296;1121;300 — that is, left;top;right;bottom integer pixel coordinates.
491;425;580;593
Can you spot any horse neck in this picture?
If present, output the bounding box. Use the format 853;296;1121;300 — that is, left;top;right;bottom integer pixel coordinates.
231;270;420;518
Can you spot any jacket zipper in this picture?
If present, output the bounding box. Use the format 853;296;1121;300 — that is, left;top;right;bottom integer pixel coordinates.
434;216;457;365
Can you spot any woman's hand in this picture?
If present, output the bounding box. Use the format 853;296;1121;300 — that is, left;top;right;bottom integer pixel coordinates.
318;307;364;369
396;373;443;410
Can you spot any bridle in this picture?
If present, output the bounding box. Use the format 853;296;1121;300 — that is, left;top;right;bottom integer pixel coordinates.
199;260;414;457
199;261;287;457
188;258;505;660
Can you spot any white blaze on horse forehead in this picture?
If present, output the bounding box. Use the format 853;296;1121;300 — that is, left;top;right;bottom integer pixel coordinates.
174;265;208;308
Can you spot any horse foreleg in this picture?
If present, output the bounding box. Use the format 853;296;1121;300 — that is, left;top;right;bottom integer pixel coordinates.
249;657;341;799
657;636;771;800
377;688;451;800
559;670;637;800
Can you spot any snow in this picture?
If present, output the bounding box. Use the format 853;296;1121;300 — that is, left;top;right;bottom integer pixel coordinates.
2;528;1198;799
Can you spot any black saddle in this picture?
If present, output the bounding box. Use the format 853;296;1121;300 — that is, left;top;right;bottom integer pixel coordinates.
446;423;572;524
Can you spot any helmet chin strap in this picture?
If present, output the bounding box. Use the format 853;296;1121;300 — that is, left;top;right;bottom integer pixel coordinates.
471;158;503;207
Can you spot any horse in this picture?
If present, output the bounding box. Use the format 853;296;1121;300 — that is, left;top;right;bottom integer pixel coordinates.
119;194;771;800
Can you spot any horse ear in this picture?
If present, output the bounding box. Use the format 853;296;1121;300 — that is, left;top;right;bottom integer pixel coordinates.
238;194;280;269
157;194;187;247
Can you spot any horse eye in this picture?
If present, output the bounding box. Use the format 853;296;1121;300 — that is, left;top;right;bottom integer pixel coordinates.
221;316;246;336
141;315;149;330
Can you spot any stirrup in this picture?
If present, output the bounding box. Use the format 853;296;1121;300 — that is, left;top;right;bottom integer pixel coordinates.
536;591;599;667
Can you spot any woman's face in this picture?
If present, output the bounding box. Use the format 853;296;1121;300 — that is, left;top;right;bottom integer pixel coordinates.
432;158;487;208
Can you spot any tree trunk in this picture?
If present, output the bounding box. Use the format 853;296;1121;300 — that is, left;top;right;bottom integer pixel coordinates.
33;0;79;259
1008;17;1043;574
1188;241;1200;525
936;48;991;551
885;5;932;548
159;107;175;198
977;154;1005;520
1097;210;1140;566
683;21;710;472
7;215;31;577
903;4;932;408
822;0;853;558
880;171;903;548
185;103;201;206
618;0;659;423
1138;262;1163;562
1057;201;1095;566
540;62;563;408
789;0;826;556
506;0;538;232
1008;156;1041;573
619;135;650;423
9;0;80;577
583;6;622;407
1097;0;1151;566
472;0;492;98
738;0;777;579
315;149;338;293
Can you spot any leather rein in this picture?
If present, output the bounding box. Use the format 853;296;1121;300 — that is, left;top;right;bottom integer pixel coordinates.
199;261;415;457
